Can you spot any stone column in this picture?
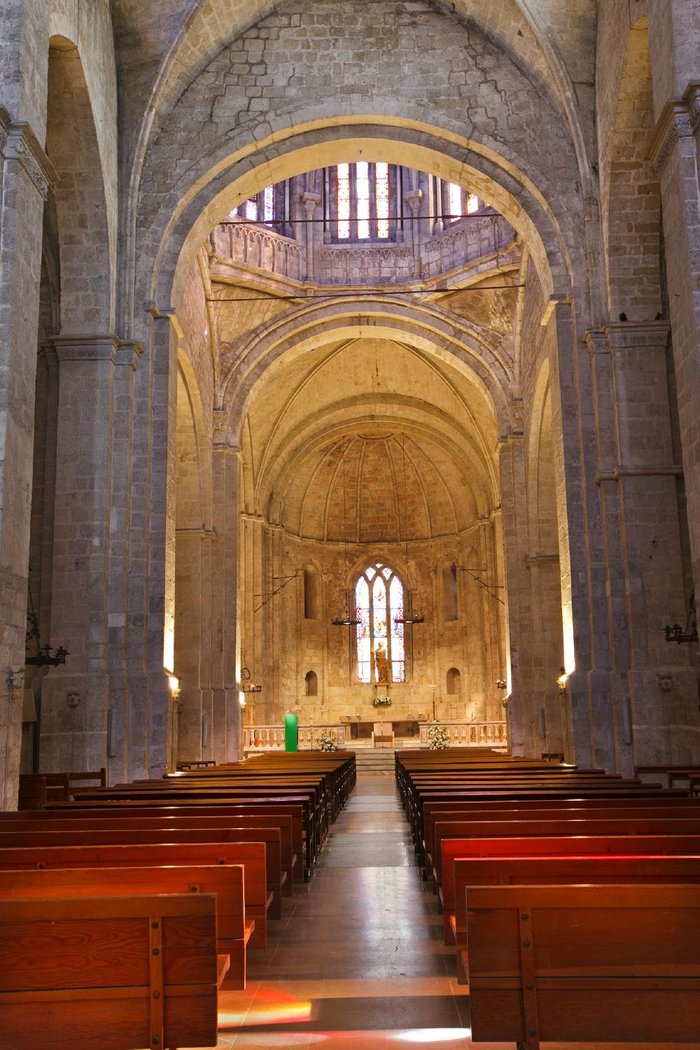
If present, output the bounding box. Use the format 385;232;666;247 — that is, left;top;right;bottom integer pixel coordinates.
544;299;597;767
584;328;635;776
210;424;241;762
39;336;118;773
300;191;321;282
590;322;698;764
105;342;141;782
0;112;54;807
124;308;178;778
174;528;205;763
498;429;531;755
650;82;700;600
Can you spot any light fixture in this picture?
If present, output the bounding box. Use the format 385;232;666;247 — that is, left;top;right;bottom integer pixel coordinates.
331;437;360;626
25;583;69;667
664;590;698;644
557;668;568;693
167;674;180;698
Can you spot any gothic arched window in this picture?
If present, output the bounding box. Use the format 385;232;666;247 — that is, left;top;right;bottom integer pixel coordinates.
355;563;406;684
325;163;399;242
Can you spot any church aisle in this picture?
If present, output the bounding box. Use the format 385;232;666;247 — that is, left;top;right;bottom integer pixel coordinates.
210;770;700;1050
215;769;471;1049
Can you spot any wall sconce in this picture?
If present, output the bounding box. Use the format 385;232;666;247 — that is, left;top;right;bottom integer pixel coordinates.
167;674;181;702
495;679;507;690
557;668;568;693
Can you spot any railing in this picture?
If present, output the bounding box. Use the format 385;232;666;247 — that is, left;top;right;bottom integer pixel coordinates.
418;721;508;748
420;214;513;279
210;223;303;281
242;720;507;751
243;723;347;752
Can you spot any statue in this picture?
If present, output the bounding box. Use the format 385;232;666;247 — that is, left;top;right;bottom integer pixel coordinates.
374;642;389;684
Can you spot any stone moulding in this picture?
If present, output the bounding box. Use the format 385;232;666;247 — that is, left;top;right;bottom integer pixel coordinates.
650;82;700;176
0;110;56;200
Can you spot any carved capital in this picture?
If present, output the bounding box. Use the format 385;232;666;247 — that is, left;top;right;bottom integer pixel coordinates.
52;334;120;364
1;114;56;200
650;83;700;175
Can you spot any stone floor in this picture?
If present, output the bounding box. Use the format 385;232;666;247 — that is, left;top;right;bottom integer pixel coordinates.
202;771;700;1050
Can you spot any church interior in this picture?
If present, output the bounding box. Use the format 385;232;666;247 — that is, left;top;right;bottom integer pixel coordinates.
1;0;700;1046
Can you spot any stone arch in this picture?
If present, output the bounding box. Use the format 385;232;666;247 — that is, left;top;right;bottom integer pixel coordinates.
601;19;662;321
152;126;579;325
222;298;512;449
45;35;115;332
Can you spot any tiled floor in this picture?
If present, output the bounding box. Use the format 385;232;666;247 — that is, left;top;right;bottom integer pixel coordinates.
202;772;700;1050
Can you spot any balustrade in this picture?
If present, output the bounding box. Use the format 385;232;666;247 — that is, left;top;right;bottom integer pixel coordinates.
242;720;506;751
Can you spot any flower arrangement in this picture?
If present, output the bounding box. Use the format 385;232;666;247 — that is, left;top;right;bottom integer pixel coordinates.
372;695;392;708
427;722;449;750
318;732;338;752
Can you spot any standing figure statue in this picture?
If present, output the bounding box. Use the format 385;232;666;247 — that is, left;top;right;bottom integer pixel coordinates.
374;642;389;684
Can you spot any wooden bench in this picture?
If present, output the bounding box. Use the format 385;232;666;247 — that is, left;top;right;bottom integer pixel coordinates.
451;852;700;983
0;892;225;1050
40;798;306;881
67;786;319;878
0;839;270;947
430;813;700;888
440;831;700;946
0;863;254;988
0;810;297;896
421;796;700;865
465;883;700;1049
0;823;286;919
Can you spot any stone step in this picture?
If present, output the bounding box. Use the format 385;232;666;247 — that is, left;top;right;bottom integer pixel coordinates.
353;749;396;773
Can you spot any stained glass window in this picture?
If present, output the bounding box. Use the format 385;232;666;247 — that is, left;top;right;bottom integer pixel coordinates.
356;161;370;240
354;563;407;684
376;162;390;239
337;163;351;240
448;182;462;222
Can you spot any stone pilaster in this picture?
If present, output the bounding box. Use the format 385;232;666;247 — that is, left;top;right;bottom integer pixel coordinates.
210;428;241;762
588;321;699;765
105;341;141;782
123;309;178;778
650;83;700;606
543;298;596;767
498;430;529;756
174;527;206;763
0;111;54;807
300;191;321;281
39;335;118;774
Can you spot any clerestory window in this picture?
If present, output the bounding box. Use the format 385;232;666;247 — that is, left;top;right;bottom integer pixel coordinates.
325;162;399;243
355;563;406;684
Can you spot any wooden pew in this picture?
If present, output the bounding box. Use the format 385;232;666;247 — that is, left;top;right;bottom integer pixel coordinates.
0;839;270;947
430;812;700;886
441;832;700;945
421;796;700;865
0;810;297;895
0;823;286;919
40;798;306;881
0;863;253;989
66;786;319;878
0;892;225;1050
465;883;700;1050
451;852;700;983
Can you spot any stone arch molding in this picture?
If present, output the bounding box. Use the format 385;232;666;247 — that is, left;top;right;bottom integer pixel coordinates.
220;297;513;445
125;0;597;321
129;0;594;331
